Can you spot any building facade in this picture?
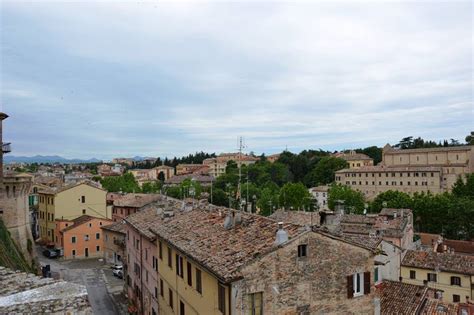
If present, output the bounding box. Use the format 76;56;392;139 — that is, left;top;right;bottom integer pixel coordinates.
309;185;329;210
401;250;474;304
112;193;161;222
38;182;108;242
334;151;374;169
54;215;112;259
101;221;126;264
335;145;474;200
203;153;259;178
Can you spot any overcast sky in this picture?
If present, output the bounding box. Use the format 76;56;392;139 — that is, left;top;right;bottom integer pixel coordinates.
1;1;472;159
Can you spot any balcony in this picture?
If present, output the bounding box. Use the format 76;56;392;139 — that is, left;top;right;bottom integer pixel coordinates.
114;239;125;248
2;143;11;154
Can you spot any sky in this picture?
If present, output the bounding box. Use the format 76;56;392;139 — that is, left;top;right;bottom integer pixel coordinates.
0;0;472;160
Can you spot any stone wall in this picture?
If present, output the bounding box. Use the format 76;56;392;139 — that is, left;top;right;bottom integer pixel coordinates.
234;231;375;315
0;174;34;261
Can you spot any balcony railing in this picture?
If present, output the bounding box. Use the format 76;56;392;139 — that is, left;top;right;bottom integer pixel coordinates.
2;143;11;153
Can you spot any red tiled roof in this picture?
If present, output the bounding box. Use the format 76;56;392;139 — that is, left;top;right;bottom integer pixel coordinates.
101;221;127;234
378;280;430;315
114;193;162;208
402;250;474;275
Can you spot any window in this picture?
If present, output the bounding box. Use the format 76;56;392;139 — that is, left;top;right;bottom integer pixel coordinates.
84;234;89;241
96;245;100;252
196;268;202;294
81;196;86;203
374;267;379;284
187;262;192;286
89;223;92;228
427;273;437;282
154;287;158;299
453;294;460;303
246;292;263;315
96;233;100;240
72;249;76;256
160;279;164;297
180;301;185;315
146;270;149;282
169;288;173;309
410;270;416;279
72;236;76;244
145;248;148;261
176;255;184;278
218;283;226;314
159;241;163;259
347;272;370;298
82;209;86;214
168;247;172;268
451;276;461;286
297;244;307;258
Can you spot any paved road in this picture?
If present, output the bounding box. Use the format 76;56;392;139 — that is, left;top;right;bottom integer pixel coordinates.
36;246;121;315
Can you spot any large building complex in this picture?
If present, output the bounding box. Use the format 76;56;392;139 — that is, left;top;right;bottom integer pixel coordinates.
333;151;374;169
335;144;474;199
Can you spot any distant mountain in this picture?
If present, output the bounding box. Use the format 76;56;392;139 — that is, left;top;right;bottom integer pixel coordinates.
4;155;102;164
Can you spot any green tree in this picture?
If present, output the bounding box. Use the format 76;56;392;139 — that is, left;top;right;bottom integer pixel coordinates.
180;178;202;199
209;188;228;206
142;181;163;194
100;173;141;193
164;186;182;199
258;187;279;216
452;174;474;199
327;184;365;214
466;131;474;145
305;157;348;187
278;182;312;210
370;190;412;213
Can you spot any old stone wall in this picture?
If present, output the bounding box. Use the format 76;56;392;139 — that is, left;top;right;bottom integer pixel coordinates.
234;231;375;315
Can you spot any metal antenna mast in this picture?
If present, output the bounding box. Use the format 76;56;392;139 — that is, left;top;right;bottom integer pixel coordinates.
237;136;246;211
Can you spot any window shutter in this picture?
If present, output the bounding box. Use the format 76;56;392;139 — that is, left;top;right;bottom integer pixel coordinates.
347;275;354;298
364;272;371;294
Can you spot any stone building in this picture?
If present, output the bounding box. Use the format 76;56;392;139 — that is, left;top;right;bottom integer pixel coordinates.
0;112;34;259
335;144;474;200
123;198;378;315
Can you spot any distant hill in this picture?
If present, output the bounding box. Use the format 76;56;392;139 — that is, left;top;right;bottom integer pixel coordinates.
4;155;102;164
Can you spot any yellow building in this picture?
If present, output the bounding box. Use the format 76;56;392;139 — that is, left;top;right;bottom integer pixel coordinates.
401;250;474;304
333;151;374;169
38;181;108;242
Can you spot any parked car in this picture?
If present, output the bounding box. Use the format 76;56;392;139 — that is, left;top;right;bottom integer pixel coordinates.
113;269;123;279
111;264;123;271
42;249;59;259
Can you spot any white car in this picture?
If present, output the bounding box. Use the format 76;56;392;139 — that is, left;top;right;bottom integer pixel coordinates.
113;269;123;279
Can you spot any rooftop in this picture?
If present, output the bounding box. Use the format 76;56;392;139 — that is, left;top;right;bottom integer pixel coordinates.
384;145;473;154
335;165;443;173
38;180;103;195
378;280;431;315
101;221;127;234
113;193;163;208
164;174;214;185
402;250;474;275
0;267;91;314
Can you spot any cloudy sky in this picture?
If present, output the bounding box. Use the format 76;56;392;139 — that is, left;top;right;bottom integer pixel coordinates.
1;0;472;159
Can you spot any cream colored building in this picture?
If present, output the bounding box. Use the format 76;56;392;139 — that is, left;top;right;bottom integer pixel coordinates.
335;145;474;199
38;181;108;242
203;153;259;178
401;250;474;304
333;151;374;169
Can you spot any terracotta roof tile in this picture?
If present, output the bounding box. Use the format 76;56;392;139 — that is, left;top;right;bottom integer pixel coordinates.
402;250;474;275
420;299;459;315
114;193;163;208
378;280;430;315
101;221;127;234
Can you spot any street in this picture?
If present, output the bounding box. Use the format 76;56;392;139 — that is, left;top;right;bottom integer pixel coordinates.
36;246;127;315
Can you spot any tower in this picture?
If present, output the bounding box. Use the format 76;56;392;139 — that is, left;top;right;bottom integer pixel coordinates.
0;112;34;259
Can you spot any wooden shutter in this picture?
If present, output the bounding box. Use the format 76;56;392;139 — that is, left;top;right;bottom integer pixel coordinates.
364;272;371;294
347;275;354;298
